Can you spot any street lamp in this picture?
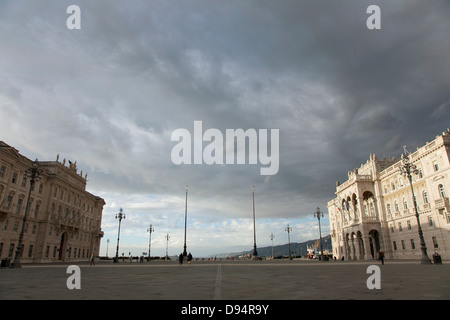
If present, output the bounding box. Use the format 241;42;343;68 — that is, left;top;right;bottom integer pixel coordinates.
10;159;43;268
285;224;293;260
270;233;275;259
400;147;432;264
183;185;188;258
251;185;260;260
165;233;170;260
106;239;110;258
147;224;154;261
114;208;125;262
314;207;324;261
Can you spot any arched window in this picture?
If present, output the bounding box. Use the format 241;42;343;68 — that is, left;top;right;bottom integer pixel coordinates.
370;203;375;216
403;197;408;210
438;184;446;198
423;191;428;204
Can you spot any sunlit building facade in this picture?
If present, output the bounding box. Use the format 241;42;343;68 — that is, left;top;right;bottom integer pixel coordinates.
0;141;105;263
327;129;450;261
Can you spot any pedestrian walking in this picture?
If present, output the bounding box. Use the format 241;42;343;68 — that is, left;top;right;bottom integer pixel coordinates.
179;253;183;265
187;252;193;265
378;249;384;265
90;253;95;266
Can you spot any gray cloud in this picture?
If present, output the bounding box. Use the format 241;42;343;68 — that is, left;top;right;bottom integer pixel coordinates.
1;0;449;255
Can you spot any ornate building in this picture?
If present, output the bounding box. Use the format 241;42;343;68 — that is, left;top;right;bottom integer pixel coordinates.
0;141;105;263
327;129;450;261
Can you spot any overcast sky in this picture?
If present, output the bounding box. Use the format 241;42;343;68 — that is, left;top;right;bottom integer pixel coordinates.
1;0;449;257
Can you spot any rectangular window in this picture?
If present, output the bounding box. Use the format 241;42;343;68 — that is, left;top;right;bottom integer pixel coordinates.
34;204;40;218
433;161;439;172
28;245;33;258
6;195;13;208
11;172;17;184
401;240;406;250
428;216;433;227
8;243;15;257
410;239;415;249
393;241;397;250
398;222;402;231
16;198;23;214
407;220;412;230
0;165;6;178
432;237;439;248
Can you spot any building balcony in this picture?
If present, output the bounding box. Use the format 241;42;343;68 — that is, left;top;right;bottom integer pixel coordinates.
0;205;11;217
56;217;80;230
435;197;450;211
363;215;380;223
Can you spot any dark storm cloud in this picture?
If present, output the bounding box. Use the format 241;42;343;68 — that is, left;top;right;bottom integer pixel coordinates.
1;0;449;225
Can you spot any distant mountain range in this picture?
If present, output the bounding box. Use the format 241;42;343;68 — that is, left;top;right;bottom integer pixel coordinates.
214;234;332;258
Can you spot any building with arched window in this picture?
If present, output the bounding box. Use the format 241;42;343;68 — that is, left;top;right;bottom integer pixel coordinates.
0;141;105;263
328;129;450;261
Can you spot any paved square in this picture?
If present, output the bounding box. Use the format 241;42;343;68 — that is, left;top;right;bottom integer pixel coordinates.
0;259;449;300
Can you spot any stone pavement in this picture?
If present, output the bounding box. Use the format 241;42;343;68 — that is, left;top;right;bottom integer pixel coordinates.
0;258;449;300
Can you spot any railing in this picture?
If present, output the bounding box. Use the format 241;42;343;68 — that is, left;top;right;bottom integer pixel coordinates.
435;197;450;210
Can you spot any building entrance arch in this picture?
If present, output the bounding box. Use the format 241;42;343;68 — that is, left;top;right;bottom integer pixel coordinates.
368;229;380;259
59;232;68;261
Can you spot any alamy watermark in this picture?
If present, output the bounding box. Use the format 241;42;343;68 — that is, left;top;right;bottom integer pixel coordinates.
171;121;279;175
366;265;381;290
65;4;380;31
66;265;81;290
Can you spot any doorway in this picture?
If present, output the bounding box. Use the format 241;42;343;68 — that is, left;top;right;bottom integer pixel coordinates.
368;229;380;259
59;232;68;260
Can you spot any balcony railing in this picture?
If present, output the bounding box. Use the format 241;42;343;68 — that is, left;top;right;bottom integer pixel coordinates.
435;197;450;210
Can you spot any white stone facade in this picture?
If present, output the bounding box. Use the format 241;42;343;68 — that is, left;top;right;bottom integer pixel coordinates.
0;141;105;263
328;129;450;261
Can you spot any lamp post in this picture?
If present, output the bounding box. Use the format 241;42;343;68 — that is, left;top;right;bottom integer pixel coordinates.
314;207;324;261
147;224;154;261
183;185;188;258
285;224;293;260
114;208;125;262
106;239;110;258
270;233;275;259
400;147;432;264
10;159;43;268
165;233;170;260
251;185;259;260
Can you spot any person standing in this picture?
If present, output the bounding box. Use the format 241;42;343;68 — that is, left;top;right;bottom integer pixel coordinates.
378;249;385;265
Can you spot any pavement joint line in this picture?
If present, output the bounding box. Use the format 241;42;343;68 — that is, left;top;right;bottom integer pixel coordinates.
212;264;222;300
